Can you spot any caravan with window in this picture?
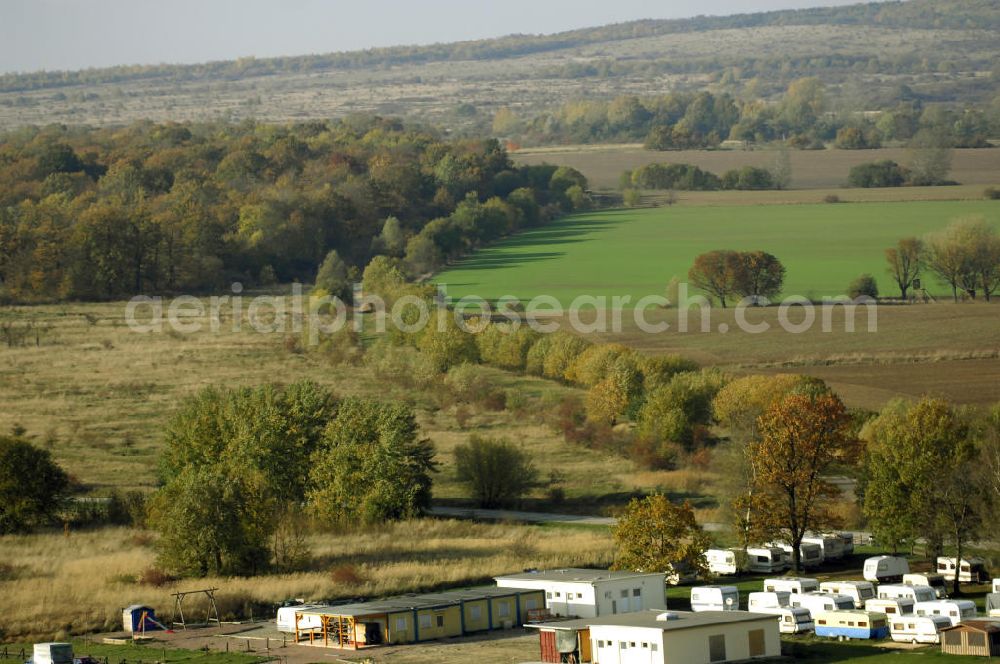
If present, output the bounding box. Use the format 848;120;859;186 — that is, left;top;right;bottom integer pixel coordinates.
814;610;889;641
937;557;990;584
690;585;740;612
864;597;915;617
819;581;876;609
889;615;952;644
913;599;977;627
789;592;855;619
746;547;787;574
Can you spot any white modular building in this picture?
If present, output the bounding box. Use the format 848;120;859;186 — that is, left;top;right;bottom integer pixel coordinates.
495;568;667;618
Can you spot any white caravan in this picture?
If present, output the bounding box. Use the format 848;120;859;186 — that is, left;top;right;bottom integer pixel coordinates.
276;605;324;633
690;585;740;612
704;549;742;576
936;557;990;584
768;541;823;568
803;534;845;561
746;547;787;574
903;573;949;598
837;532;855;556
864;597;915;617
763;577;820;595
863;556;909;583
754;606;815;634
748;591;791;610
913;599;977;626
789;591;855;618
888;615;952;645
993;578;1000;593
819;581;876;609
877;584;936;603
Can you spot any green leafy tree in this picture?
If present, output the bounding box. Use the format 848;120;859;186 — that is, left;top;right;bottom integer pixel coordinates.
612;495;711;577
313;249;351;301
848;274;879;299
454;436;539;508
308;399;436;525
0;434;70;534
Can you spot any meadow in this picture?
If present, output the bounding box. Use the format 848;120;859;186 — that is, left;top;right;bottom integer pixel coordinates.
0;521;613;640
437;200;1000;304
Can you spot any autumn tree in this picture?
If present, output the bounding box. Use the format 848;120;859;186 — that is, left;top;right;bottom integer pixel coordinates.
612;494;711;578
885;237;923;299
454;436;538;508
313;249;352;301
688;250;741;307
712;374;819;549
745;390;856;571
733;251;785;304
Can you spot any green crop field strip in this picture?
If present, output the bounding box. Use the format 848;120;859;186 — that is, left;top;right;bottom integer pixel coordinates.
437;200;1000;306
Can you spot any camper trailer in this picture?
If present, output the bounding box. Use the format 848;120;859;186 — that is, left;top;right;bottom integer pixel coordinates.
819;581;876;609
753;606;815;634
986;593;1000;618
768;541;823;568
277;605;325;633
813;610;889;641
803;534;845;561
747;592;790;610
746;547;787;574
937;557;990;584
903;573;948;599
704;549;742;576
863;556;909;583
913;599;977;627
690;585;740;612
763;577;819;595
993;578;1000;593
864;597;915;617
888;615;952;644
877;584;937;603
789;592;855;618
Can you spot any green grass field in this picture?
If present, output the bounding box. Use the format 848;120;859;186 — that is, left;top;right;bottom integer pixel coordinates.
437;200;1000;306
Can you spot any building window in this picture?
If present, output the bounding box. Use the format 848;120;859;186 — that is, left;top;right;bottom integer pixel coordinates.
968;633;986;648
620;641;628;649
605;591;612;599
633;588;641;597
709;634;726;662
748;629;765;657
576;592;583;599
470;606;482;621
651;643;658;652
597;640;604;648
629;642;636;648
498;602;510;618
641;642;648;648
944;631;962;646
555;592;561;598
546;591;553;599
395;617;407;632
526;599;537;610
419;614;431;629
436;615;444;628
621;589;629;598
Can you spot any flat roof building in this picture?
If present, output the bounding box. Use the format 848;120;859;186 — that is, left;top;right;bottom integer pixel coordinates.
528;609;781;663
495;568;667;618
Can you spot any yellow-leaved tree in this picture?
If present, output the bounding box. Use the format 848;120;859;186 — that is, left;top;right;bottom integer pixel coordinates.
611;494;711;579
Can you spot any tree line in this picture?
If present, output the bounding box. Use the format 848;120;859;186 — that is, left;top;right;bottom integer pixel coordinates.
885;218;1000;301
498;83;997;150
0;118;589;303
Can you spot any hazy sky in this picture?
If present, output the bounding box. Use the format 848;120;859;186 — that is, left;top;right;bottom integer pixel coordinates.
2;0;870;75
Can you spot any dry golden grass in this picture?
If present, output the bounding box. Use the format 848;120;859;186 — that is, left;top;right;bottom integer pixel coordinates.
0;520;613;640
0;301;644;499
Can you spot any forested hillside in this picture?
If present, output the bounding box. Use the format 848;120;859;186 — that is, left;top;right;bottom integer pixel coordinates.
0;118;588;302
1;1;997;134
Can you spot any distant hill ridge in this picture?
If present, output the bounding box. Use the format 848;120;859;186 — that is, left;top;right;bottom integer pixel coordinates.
3;0;998;92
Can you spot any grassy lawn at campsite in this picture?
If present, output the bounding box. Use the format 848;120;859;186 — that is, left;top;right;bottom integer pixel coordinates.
436;200;1000;305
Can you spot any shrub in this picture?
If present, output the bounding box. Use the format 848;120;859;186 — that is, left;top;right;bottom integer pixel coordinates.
631;163;721;191
823;194;841;204
476;323;538;371
985;186;1000;200
454;436;539;508
565;343;632;386
720;166;775;191
537;332;590;381
444;363;492;403
848;160;907;188
641;355;700;391
848;274;879;299
138;567;177;587
330;563;367;586
623;188;642;207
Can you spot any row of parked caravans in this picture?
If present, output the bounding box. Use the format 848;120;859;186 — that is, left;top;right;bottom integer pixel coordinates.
690;578;982;642
704;534;853;575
